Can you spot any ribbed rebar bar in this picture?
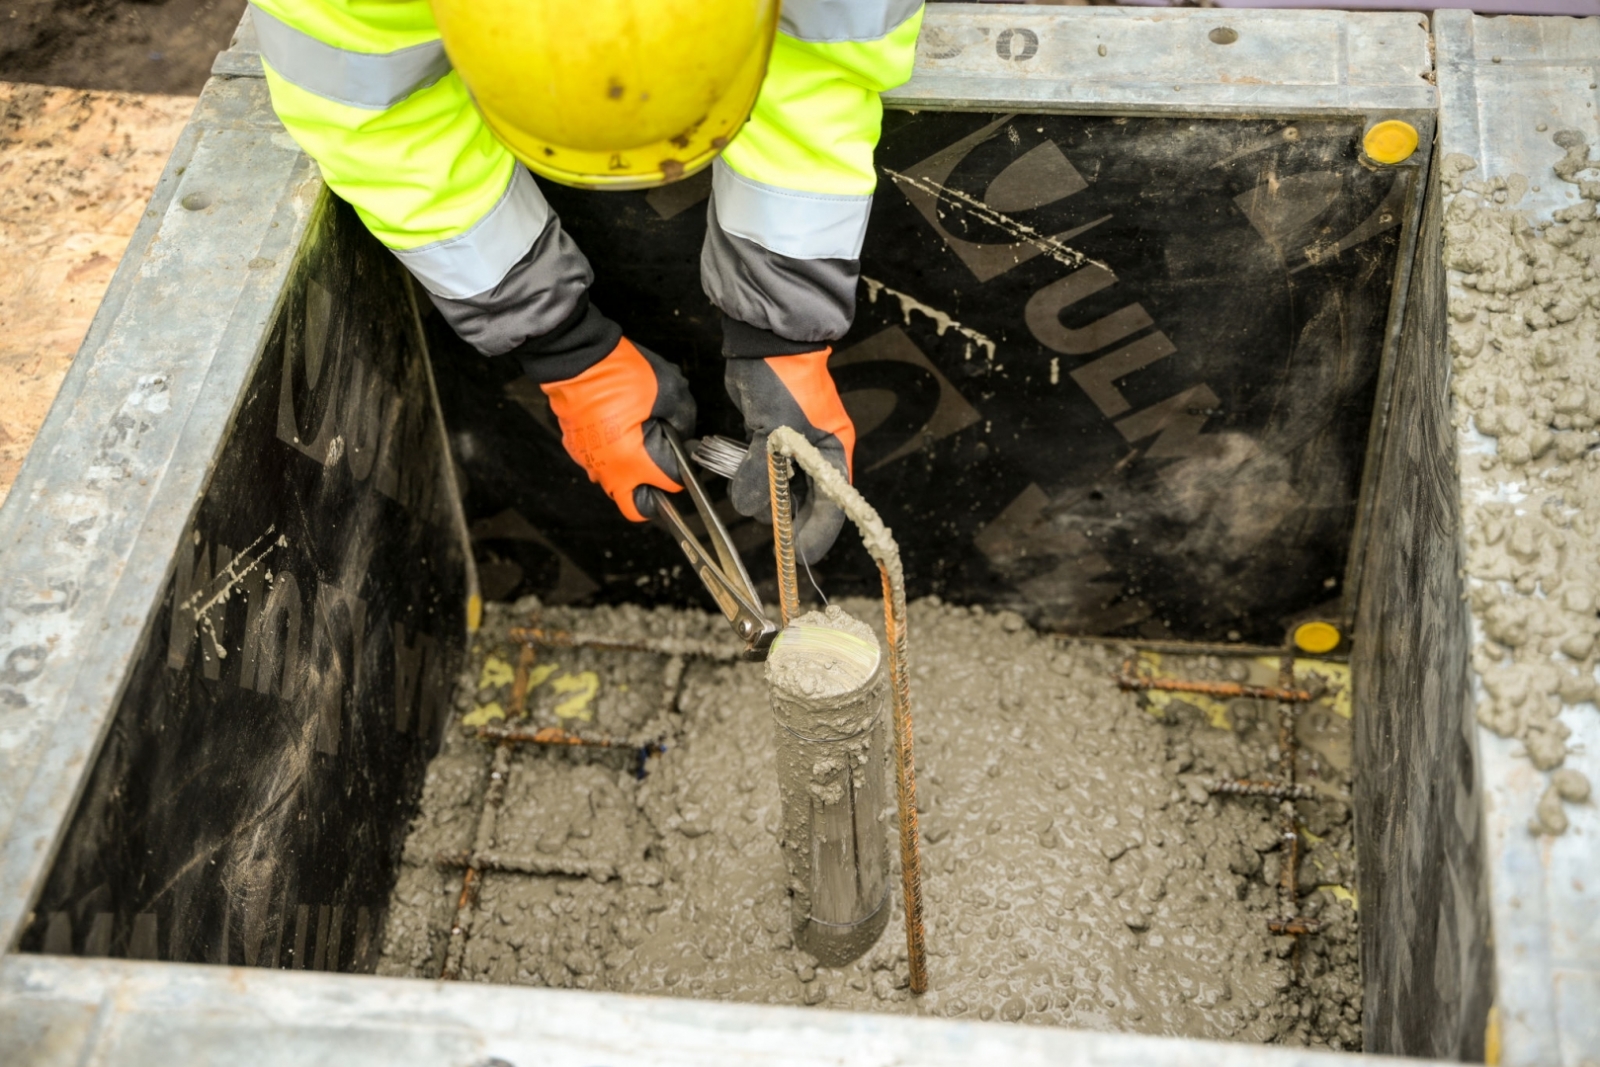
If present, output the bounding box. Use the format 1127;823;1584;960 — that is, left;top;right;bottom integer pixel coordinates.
441;642;542;979
1209;778;1317;800
1115;664;1313;703
1274;650;1308;959
766;449;801;626
470;722;661;753
434;850;617;881
441;739;511;980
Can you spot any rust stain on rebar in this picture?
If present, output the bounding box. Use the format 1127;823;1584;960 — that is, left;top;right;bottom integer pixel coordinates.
881;562;928;995
1273;650;1308;960
1276;651;1297;780
441;718;516;980
767;449;801;626
440;866;480;979
510;643;535;716
1268;918;1323;936
1115;661;1312;703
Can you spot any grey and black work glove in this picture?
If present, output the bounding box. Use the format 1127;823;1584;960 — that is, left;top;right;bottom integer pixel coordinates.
723;328;857;565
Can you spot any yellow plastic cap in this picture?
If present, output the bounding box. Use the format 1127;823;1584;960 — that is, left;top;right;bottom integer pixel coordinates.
432;0;778;189
1363;120;1419;165
1293;621;1342;655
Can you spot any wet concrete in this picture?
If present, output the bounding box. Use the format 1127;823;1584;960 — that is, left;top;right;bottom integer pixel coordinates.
380;598;1361;1049
1442;136;1600;834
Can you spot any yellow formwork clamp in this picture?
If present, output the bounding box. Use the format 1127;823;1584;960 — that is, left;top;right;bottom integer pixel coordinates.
1363;120;1419;165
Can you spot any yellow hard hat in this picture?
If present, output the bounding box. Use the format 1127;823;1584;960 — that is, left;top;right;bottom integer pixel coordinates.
430;0;778;190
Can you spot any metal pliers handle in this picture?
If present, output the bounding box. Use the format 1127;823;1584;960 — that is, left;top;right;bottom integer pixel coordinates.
649;427;778;661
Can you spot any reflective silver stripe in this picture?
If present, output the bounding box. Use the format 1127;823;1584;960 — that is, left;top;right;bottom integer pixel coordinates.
779;0;922;43
711;159;872;260
249;4;451;110
391;166;551;300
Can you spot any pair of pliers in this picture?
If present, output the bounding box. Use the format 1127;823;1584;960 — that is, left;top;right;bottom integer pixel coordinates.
648;427;779;661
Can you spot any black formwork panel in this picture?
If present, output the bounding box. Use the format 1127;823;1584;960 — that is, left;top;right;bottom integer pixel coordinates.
433;111;1421;645
16;198;469;971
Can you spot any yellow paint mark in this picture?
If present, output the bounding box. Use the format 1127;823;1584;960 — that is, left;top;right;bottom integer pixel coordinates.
466;593;482;633
1311;660;1353;720
1131;649;1354;729
463;701;505;727
1142;688;1233;730
1297;823;1325;846
479;655;515;689
1248;656;1352;719
1485;1005;1501;1066
1320;884;1358;912
1133;650;1232;729
527;663;560;689
551;670;600;721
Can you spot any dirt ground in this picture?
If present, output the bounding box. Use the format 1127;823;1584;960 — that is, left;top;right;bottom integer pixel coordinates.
0;82;196;505
382;598;1362;1050
1;0;246;95
1;0;227;503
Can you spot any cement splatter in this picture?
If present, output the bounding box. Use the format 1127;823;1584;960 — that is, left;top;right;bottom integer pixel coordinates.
380;598;1360;1049
880;166;1110;275
861;276;998;362
1442;132;1600;833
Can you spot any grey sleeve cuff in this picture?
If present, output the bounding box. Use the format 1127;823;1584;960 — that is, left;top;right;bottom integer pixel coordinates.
418;211;593;358
700;196;860;349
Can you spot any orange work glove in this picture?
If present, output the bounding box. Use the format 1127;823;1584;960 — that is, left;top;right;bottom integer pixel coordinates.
724;348;856;564
541;337;696;522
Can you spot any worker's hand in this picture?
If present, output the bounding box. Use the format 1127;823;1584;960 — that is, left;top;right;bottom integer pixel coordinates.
724;349;856;564
541;338;696;522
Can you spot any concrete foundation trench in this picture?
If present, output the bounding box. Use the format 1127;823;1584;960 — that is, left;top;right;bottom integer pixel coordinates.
382;599;1362;1049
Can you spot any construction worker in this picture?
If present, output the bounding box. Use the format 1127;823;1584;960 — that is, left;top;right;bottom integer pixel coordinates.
248;0;925;563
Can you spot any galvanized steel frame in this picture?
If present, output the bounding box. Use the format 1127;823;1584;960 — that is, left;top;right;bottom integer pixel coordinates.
1435;12;1600;1067
0;6;1479;1064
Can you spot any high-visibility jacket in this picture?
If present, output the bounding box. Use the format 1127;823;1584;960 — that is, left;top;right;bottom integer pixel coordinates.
248;0;924;358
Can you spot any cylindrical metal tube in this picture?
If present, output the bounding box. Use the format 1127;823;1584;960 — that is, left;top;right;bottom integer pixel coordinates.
766;606;891;966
